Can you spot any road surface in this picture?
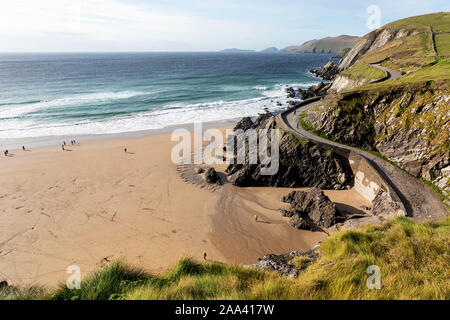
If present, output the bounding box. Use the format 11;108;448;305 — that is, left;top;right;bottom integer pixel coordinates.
370;63;402;81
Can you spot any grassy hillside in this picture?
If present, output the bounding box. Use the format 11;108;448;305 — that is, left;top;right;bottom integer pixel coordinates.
341;12;449;85
284;35;360;54
2;217;448;300
382;12;450;33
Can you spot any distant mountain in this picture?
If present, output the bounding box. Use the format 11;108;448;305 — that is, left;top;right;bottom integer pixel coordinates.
260;47;279;53
283;35;360;54
220;48;255;53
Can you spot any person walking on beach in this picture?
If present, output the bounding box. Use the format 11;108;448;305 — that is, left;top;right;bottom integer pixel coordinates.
4;150;8;156
62;144;65;151
203;251;207;261
124;148;127;153
254;215;258;222
22;146;26;151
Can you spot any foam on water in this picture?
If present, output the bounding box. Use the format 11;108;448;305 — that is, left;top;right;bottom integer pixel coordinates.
0;82;314;139
0;52;333;142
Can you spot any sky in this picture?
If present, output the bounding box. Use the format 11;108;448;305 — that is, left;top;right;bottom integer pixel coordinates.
0;0;448;52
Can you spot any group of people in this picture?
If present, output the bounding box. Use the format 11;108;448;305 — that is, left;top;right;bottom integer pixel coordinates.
4;146;27;156
62;140;78;151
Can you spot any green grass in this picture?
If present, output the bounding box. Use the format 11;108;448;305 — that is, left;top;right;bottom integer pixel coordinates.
341;13;450;85
379;12;450;34
341;62;386;81
2;217;448;300
435;33;450;57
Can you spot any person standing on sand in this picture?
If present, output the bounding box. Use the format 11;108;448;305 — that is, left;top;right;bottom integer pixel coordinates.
22;146;26;151
203;251;207;261
124;148;127;153
4;150;8;156
254;215;258;222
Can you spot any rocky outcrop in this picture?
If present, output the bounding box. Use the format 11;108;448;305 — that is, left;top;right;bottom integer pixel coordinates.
286;82;331;100
205;167;220;184
310;61;340;81
226;116;354;188
329;75;366;93
338;28;419;71
234;117;254;132
250;245;320;278
305;83;450;197
298;82;331;100
251;254;299;278
0;280;7;289
372;188;406;217
281;188;339;230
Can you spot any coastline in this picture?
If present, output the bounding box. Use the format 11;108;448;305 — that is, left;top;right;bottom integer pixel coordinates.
0;117;243;151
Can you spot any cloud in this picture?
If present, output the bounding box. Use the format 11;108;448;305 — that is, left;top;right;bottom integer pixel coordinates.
0;0;247;50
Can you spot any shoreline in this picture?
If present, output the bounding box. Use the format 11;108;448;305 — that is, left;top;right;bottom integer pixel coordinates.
0;117;243;151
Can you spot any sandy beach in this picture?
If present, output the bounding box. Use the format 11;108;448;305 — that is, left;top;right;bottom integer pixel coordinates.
0;127;369;287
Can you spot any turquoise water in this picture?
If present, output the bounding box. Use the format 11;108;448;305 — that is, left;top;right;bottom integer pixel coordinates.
0;52;332;140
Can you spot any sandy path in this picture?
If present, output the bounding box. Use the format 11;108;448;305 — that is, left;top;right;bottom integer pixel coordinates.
0;128;370;287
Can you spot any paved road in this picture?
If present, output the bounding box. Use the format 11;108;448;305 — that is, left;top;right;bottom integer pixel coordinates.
370;63;402;81
278;101;448;221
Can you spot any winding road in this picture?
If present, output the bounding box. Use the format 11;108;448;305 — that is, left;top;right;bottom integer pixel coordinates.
370;63;402;81
277;100;448;221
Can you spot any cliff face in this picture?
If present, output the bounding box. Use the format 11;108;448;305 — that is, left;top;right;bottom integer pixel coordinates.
226;117;354;189
338;28;418;71
305;82;450;200
329;28;419;92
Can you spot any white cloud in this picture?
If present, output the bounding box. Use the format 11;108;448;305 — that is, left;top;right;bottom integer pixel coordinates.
0;0;260;51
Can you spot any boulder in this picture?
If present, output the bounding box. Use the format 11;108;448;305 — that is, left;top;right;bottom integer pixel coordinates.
205;167;220;184
285;87;296;98
0;280;7;289
250;245;320;278
282;188;339;230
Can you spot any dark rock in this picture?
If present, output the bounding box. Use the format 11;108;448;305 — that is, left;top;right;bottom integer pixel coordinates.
285;87;296;98
252;254;298;278
205;167;220;184
250;245;320;277
279;209;294;217
282;188;339;230
254;112;273;127
197;168;205;174
372;188;404;217
0;280;7;289
290;215;312;229
310;61;340;81
297;82;331;100
234;117;254;132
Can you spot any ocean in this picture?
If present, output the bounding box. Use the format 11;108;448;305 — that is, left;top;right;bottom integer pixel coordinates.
0;52;332;146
